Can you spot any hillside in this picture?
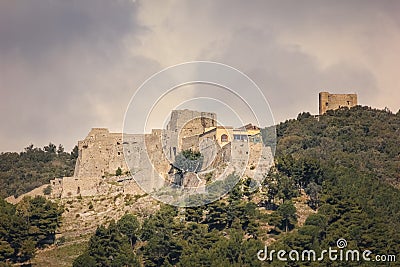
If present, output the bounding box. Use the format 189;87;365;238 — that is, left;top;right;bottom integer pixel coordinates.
267;106;400;266
0;144;77;198
68;106;399;266
1;106;399;266
275;106;400;188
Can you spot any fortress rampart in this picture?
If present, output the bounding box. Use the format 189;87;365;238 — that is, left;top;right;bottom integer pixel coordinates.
51;109;274;198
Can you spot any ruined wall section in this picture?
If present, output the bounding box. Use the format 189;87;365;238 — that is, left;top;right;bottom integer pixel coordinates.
123;131;170;192
108;133;126;174
74;128;127;178
50;176;144;198
319;92;358;115
61;176;103;198
205;139;273;185
246;143;274;182
144;130;171;181
163;110;217;161
167;110;216;134
181;135;200;151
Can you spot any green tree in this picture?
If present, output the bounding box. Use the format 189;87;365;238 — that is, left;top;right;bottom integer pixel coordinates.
43;185;52;195
143;230;183;266
19;238;35;261
17;196;63;246
0;196;62;263
57;144;65;155
87;222;137;266
73;253;96;267
305;182;322;209
184;206;204;223
0;240;14;261
174;149;203;173
71;145;79;159
277;201;297;232
272;106;400;258
117;213;140;247
205;201;228;231
44;143;56;154
277;173;298;202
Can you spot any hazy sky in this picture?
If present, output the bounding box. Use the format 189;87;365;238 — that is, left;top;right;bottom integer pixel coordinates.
1;0;399;152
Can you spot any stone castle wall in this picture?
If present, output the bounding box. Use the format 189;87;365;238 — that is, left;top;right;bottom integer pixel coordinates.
167;110;216;134
74;128;127;178
51;109;273;198
319;92;358;115
163;110;217;161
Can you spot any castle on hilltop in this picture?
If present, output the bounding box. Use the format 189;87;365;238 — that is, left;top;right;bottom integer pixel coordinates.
50;109;273;198
319;92;358;115
48;92;359;199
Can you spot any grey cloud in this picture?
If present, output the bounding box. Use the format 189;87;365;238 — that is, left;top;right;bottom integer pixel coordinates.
0;0;398;151
0;0;143;62
207;27;378;122
0;0;159;151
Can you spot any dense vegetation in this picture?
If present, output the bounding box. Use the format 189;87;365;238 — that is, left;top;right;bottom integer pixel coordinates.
0;143;77;198
74;178;265;267
0;196;63;264
73;214;140;267
0;106;397;266
266;106;400;266
73;106;400;266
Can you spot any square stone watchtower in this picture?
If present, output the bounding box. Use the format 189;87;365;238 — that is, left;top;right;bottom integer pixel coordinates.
319;92;358;115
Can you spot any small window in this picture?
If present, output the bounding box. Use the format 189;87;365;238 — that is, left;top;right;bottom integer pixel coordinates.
221;134;228;142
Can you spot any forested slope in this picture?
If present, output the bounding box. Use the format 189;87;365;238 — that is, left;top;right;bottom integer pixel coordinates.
72;106;400;266
0;144;77;198
267;106;400;266
0;196;63;263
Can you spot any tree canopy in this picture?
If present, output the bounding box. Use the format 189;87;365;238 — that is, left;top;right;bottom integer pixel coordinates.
0;196;63;263
0;143;77;198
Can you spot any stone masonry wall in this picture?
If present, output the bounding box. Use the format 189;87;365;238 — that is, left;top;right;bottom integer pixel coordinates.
74;128;127;178
52;109;273;198
319;92;358;115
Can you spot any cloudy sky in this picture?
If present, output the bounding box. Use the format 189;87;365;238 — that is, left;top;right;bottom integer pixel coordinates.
1;0;399;152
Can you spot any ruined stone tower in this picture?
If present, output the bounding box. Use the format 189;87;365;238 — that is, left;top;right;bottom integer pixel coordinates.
319;92;358;115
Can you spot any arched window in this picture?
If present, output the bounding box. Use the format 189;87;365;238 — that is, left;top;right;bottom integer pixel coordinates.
221;134;228;143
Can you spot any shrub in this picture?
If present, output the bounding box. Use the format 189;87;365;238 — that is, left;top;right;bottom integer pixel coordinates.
43;185;52;195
